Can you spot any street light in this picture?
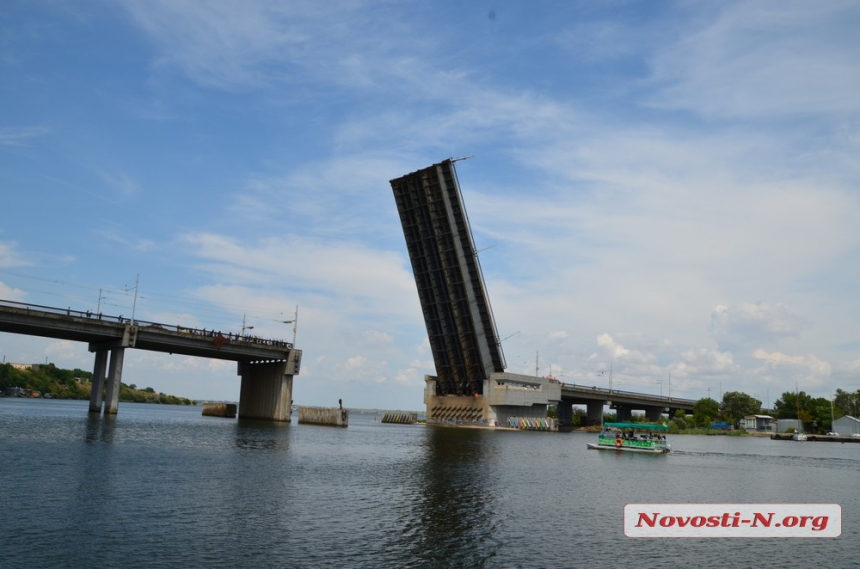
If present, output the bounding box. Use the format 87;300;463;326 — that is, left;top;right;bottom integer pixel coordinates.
241;314;254;336
280;305;298;346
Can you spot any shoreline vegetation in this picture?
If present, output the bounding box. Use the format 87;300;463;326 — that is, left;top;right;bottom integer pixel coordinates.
0;362;195;405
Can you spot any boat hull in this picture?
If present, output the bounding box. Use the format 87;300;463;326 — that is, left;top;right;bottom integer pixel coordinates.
587;443;670;454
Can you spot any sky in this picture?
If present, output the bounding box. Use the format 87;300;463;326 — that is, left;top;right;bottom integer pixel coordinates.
2;0;859;411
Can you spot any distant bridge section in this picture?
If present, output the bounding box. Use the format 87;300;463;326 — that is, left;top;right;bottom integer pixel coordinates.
0;300;301;421
558;383;696;426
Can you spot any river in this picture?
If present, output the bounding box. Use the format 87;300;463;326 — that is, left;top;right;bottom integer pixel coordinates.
2;398;858;567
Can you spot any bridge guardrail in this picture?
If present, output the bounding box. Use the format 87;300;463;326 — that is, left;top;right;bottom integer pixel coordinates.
0;298;293;350
559;381;695;404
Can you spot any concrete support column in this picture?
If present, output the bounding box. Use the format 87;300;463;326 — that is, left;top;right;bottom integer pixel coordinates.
89;349;108;414
645;407;664;422
556;400;573;427
238;360;294;422
586;402;605;426
103;347;125;415
614;406;632;422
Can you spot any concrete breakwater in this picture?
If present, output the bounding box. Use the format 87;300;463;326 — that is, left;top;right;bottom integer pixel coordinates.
202;402;237;418
771;433;860;442
381;412;418;424
298;406;349;427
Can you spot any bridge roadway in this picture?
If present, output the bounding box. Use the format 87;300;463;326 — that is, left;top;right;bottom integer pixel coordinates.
0;300;293;361
557;382;696;425
0;300;301;420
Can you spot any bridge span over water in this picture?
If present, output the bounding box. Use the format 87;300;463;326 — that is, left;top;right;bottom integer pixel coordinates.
391;160;695;428
0;300;301;421
558;383;694;426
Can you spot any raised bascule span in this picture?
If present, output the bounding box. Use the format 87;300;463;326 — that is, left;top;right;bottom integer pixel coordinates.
390;159;695;428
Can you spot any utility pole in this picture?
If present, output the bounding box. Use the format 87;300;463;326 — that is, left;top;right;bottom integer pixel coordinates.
130;274;139;324
242;314;254;336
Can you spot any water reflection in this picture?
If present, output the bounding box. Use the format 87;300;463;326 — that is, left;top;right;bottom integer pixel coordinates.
404;426;502;567
234;419;290;452
84;413;116;445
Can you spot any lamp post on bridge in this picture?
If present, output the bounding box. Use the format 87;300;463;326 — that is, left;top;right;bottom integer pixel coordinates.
279;305;298;346
241;314;254;336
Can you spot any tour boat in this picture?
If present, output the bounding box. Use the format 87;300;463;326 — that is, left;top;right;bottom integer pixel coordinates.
587;422;671;453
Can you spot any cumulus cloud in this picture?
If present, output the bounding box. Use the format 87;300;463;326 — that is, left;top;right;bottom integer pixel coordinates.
710;302;808;350
752;348;831;387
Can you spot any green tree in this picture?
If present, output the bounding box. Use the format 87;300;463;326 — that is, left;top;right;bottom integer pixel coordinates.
809;397;834;433
774;391;821;431
671;409;688;430
692;397;720;427
720;391;762;426
773;391;813;420
834;388;860;418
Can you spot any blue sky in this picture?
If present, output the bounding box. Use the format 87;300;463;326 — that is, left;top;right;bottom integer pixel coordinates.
2;0;859;410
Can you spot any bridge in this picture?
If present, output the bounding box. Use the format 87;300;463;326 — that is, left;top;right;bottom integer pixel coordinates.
558;383;694;426
0;300;301;421
391;160;695;428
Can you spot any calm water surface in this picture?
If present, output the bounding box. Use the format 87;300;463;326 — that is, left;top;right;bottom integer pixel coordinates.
2;398;859;568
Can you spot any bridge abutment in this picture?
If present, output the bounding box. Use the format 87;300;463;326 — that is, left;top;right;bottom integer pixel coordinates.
238;351;301;422
423;374;561;428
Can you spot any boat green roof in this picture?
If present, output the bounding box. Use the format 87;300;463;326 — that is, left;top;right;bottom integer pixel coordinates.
604;422;668;431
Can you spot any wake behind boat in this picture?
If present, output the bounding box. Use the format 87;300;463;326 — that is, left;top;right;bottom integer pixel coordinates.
587;422;670;454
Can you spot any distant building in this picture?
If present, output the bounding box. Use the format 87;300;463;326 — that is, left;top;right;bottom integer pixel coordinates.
833;415;860;436
776;419;802;433
742;415;775;433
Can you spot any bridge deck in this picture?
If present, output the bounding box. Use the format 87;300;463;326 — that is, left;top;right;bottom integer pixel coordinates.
0;300;292;362
560;383;695;410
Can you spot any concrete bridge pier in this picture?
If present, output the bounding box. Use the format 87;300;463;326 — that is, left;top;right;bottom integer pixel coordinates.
557;400;573;427
613;405;632;422
88;347;125;415
89;349;108;413
238;351;301;422
645;407;666;422
103;348;125;415
586;402;605;426
88;326;134;415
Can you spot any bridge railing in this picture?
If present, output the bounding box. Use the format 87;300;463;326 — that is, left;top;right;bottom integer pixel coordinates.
559;381;695;404
0;298;293;350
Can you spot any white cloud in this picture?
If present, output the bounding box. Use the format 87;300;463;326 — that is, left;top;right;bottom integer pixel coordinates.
0;241;31;268
0;126;49;147
646;0;860;118
752;348;831;388
711;302;808;350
